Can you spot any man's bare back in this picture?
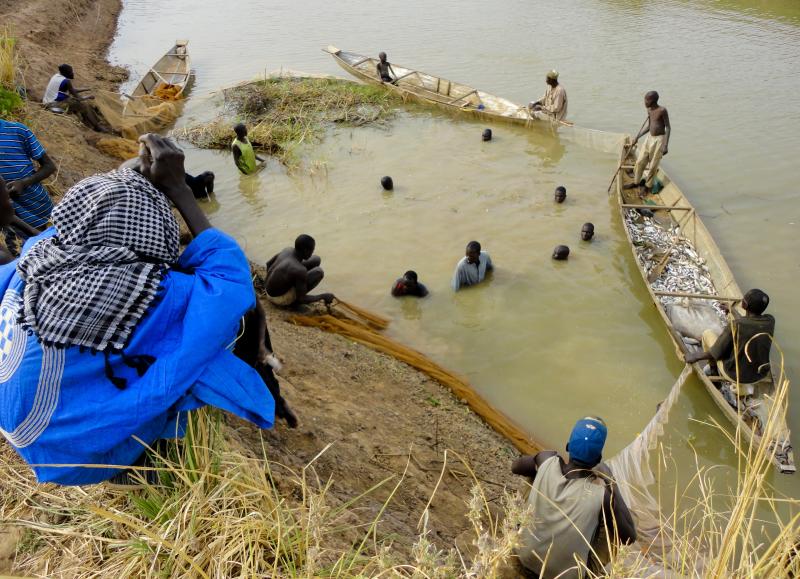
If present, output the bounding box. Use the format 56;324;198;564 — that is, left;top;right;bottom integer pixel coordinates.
265;235;333;306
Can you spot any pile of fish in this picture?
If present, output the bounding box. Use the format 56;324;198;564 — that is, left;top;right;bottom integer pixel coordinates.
624;209;727;321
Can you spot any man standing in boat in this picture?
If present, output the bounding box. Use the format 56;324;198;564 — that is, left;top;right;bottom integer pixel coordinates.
627;91;670;194
529;70;568;122
231;123;266;175
376;52;396;83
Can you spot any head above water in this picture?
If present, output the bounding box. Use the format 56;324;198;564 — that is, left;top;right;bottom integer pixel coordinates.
381;176;394;190
552;245;570;260
743;288;769;315
294;234;316;260
645;91;660;108
482;128;492;141
403;270;419;287
581;222;595;241
567;416;607;467
58;64;74;80
465;241;482;264
379;52;388;62
554;186;567;203
234;123;248;139
546;69;559;86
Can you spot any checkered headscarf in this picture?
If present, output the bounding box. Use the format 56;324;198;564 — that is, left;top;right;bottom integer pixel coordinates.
16;169;180;352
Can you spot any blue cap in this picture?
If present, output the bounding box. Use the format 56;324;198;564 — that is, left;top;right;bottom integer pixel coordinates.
568;417;607;465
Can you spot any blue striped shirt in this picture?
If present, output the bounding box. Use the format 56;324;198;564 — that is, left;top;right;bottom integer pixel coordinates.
0;120;53;229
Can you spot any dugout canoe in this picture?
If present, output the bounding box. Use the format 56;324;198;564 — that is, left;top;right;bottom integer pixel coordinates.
613;142;794;473
131;40;191;99
325;46;560;127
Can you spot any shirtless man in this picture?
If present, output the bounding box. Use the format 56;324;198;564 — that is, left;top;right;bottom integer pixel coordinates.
376;52;396;83
628;91;670;193
265;234;335;307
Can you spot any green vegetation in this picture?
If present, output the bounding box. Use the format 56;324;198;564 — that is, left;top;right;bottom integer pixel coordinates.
176;76;400;170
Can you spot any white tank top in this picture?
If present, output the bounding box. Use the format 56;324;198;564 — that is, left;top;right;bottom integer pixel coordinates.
43;74;67;104
517;455;605;579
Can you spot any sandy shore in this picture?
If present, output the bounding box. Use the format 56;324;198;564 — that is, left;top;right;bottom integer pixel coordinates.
0;0;526;572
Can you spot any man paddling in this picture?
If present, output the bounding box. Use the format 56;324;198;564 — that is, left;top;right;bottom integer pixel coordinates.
529;70;568;122
376;52;396;83
231;123;265;175
512;417;636;578
627;91;670;194
265;234;335;307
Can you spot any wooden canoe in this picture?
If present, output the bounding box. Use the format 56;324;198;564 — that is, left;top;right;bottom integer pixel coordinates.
325;46;559;127
613;144;795;473
131;40;191;99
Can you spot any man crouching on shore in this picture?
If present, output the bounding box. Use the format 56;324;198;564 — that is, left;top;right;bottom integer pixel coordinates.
265;234;335;308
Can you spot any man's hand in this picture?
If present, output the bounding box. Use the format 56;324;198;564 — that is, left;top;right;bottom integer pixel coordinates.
136;134;190;201
322;293;335;305
6;180;26;197
684;351;705;364
661;145;668;156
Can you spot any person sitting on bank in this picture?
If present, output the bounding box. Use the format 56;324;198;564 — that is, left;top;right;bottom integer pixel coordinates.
376;52;396;83
42;64;109;132
0;134;276;486
0;118;56;230
512;417;636;579
626;91;670;194
685;289;775;394
265;234;335;307
529;69;568;122
391;270;429;298
185;171;215;199
452;240;493;291
231;123;265;175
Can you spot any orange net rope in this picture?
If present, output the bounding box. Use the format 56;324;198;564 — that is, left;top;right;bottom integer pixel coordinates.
290;309;542;455
93;137;140;160
152;83;184;101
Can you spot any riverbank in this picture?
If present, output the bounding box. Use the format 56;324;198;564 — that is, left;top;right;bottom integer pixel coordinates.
0;0;527;573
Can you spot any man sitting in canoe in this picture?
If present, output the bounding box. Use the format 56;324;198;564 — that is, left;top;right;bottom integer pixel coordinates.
376;52;396;83
42;64;109;132
626;91;670;194
231;123;266;175
685;289;776;395
265;234;335;307
452;241;493;291
529;70;568;122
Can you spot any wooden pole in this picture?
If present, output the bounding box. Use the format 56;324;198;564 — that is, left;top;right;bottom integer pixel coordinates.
653;290;740;301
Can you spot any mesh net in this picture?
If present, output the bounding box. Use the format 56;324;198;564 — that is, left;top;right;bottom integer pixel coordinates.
557;124;628;155
93;137;140;160
94;90;182;140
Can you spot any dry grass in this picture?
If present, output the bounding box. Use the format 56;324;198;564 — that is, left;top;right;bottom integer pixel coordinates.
175;76;400;170
0;26;17;89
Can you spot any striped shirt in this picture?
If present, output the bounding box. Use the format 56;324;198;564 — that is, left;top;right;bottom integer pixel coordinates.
0;120;53;228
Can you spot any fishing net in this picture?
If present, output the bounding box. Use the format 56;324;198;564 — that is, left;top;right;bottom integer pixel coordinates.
152;83;183;101
94;90;182;140
333;299;389;330
556;123;628;155
289;309;541;455
93;136;140;160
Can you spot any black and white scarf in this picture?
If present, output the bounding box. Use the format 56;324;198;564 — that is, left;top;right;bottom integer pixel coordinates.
16;169;180;352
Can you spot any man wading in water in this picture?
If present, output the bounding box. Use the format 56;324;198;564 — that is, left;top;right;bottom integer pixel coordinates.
512;417;636;578
376;52;396;83
265;234;335;307
231;123;265;175
627;91;671;195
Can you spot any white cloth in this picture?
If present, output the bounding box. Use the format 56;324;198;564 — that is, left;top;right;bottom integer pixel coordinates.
536;84;568;121
42;74;67;104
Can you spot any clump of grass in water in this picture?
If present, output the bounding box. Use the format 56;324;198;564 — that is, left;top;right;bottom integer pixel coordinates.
176;76;400;170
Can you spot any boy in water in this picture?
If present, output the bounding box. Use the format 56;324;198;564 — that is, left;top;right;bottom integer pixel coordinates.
231;124;266;175
628;91;671;194
376;52;396;83
391;271;429;297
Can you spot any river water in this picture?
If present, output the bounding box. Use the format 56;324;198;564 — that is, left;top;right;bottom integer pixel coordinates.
110;0;800;498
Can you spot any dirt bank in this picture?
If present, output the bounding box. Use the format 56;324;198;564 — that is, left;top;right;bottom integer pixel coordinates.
0;0;528;573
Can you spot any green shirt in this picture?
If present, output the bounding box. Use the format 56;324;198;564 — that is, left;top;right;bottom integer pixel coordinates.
232;137;257;175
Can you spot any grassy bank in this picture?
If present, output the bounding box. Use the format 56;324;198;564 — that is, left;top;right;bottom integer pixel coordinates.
176;76;400;170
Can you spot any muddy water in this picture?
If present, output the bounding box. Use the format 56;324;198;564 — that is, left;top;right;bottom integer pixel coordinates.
110;1;800;496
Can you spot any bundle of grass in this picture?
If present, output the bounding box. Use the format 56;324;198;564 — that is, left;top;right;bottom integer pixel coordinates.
0;27;22;118
176;76;400;170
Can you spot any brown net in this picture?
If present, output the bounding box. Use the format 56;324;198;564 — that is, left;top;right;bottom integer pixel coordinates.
93;136;140;160
333;299;390;330
94;90;182;140
152;83;184;101
290;310;542;455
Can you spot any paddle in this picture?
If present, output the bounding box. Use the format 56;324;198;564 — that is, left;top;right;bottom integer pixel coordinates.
607;116;648;194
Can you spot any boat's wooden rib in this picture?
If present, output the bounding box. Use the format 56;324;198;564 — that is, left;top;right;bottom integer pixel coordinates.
131;40;191;99
324;45;544;127
613;145;795;473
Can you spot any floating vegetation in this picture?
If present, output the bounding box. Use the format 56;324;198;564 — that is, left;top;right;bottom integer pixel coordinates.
176;76;400;170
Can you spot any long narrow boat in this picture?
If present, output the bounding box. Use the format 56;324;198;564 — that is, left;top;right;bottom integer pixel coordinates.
325;46;551;127
613;144;794;473
131;40;191;98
